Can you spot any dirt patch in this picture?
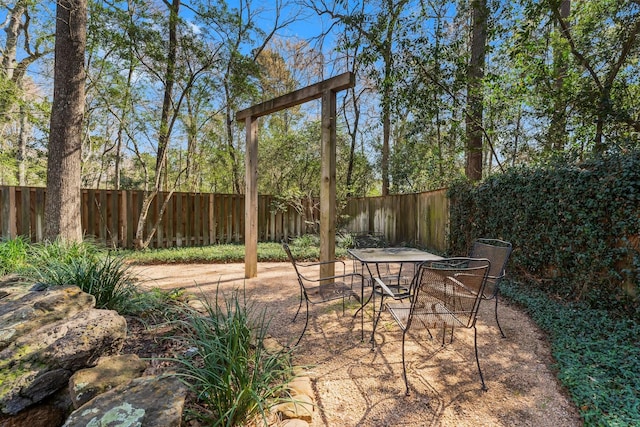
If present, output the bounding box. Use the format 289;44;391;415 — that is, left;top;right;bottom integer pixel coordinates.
130;262;582;427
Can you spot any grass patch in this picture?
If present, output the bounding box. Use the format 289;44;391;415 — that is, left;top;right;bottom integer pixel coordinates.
501;280;640;426
123;236;350;265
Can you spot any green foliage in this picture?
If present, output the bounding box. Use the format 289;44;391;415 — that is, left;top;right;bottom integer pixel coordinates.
449;150;640;317
125;287;188;320
501;280;640;426
27;238;102;269
173;288;294;426
26;249;138;312
336;231;388;249
19;239;139;312
124;241;348;264
0;236;30;276
0;238;186;316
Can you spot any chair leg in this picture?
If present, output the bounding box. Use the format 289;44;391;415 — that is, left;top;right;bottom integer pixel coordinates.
494;295;506;338
370;295;385;349
353;287;373;317
440;325;449;346
293;288;303;322
294;299;310;347
352;277;366;342
402;330;410;396
361;277;364;341
473;325;488;391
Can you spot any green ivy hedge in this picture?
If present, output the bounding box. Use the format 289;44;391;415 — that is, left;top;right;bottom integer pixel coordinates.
448;150;640;318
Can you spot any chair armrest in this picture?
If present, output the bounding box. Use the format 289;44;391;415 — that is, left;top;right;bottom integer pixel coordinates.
299;272;363;283
374;277;398;297
296;259;348;277
486;272;505;282
446;274;482;296
296;258;347;268
296;259;347;269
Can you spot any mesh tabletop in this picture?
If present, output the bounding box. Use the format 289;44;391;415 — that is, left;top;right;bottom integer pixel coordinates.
348;247;443;263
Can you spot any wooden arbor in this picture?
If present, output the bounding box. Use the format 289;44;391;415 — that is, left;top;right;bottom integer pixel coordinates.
236;72;355;278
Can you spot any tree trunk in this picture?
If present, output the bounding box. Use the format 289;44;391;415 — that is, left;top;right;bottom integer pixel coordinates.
1;1;25;80
44;0;87;242
154;0;180;192
225;85;242;194
345;85;360;197
134;0;179;249
465;0;488;182
549;0;570;151
381;86;390;195
18;103;28;185
1;0;49;117
185;94;199;192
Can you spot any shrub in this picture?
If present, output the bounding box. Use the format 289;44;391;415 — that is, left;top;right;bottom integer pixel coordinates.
0;236;30;276
28;238;101;268
126;287;187;320
291;234;320;248
173;288;294;426
25;240;137;312
449;150;640;317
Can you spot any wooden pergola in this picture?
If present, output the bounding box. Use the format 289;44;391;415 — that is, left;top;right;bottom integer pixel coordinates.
236;72;355;278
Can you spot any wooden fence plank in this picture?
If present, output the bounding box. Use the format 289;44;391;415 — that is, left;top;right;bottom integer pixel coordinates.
35;188;44;242
20;187;30;239
215;194;221;243
27;188;36;241
126;191;134;248
235;194;243;242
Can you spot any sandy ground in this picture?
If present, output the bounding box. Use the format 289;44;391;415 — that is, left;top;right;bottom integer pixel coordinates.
131;262;582;427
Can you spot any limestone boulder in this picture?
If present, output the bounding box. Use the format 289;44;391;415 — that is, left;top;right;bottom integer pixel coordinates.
63;375;187;427
0;308;127;415
68;354;148;409
273;394;314;423
0;283;96;350
280;419;310;427
0;403;66;427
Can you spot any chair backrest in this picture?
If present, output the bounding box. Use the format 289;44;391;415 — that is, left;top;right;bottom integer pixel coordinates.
469;239;512;296
282;242;306;288
411;258;491;329
352;232;388;248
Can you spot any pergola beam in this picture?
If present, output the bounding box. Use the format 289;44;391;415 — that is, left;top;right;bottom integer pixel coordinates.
236;73;354;121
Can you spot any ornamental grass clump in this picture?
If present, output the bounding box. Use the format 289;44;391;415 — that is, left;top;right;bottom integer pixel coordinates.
25;240;137;312
0;236;29;276
174;288;294;427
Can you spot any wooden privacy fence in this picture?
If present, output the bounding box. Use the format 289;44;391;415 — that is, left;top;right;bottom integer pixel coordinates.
0;186;449;251
0;186;316;248
341;189;449;252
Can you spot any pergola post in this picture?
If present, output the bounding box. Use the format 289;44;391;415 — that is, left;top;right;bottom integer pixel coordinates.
245;116;258;278
320;89;337;280
236;72;355;278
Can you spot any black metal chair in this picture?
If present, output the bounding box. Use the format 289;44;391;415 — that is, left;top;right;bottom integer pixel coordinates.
283;242;363;346
350;231;389;287
349;232;408;343
369;261;417;348
469;238;513;338
383;257;491;395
